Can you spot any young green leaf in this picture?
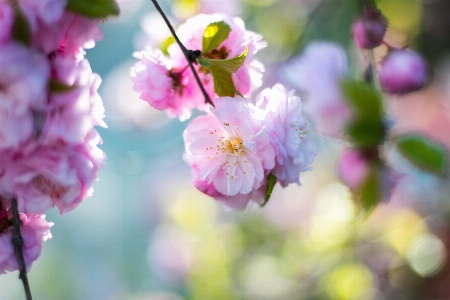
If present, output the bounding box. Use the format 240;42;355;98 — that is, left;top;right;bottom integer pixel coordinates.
210;64;236;97
396;134;449;176
358;166;380;212
12;7;31;46
341;79;385;147
197;57;211;68
202;21;231;53
66;0;120;19
261;174;277;207
205;46;248;73
48;79;77;93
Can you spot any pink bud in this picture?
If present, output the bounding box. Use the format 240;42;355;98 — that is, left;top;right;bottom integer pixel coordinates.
337;148;370;191
352;8;387;49
378;49;427;95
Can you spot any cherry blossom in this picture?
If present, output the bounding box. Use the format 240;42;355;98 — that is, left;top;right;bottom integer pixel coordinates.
255;84;317;187
184;97;275;197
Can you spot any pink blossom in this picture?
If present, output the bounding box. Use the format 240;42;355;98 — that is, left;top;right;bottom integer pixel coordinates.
0;3;13;44
284;42;351;137
184;97;275;197
255;84;317;186
0;209;52;274
131;48;204;121
0;43;50;150
42;53;106;145
378;49;427;95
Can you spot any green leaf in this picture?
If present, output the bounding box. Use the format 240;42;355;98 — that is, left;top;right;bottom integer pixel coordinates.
12;7;31;46
396;134;449;176
210;64;236;97
160;36;175;55
358;165;380;212
261;174;277;207
48;79;77;93
205;46;248;73
202;21;231;53
341;79;383;122
341;79;386;147
198;47;248;97
66;0;120;19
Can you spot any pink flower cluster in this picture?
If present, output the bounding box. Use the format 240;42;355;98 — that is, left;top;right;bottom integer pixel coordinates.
0;0;106;273
184;84;317;209
131;13;266;121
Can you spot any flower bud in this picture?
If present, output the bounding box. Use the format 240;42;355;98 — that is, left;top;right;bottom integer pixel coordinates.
352;8;387;49
338;148;370;191
379;49;427;95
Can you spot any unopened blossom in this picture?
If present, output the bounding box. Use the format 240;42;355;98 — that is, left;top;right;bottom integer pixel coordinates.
352;8;387;49
378;49;427;95
0;205;52;273
184;97;275;197
255;84;317;187
0;43;50;151
284;42;351;137
131;48;204;121
338;148;371;191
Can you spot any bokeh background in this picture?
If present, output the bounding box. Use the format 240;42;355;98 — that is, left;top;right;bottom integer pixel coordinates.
2;0;450;299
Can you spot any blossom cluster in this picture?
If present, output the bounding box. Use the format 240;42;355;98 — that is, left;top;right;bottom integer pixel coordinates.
0;0;107;273
132;13;317;209
184;85;317;209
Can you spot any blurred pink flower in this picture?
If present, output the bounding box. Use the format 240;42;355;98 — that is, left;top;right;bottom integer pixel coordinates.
284;42;351;137
42;53;106;145
0;209;52;274
255;84;317;186
0;43;50;150
33;12;103;57
379;49;428;95
184;97;275;197
337;148;370;190
0;3;13;44
0;131;104;214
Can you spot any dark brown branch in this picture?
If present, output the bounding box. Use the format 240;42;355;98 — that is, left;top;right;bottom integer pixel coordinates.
150;0;214;107
11;199;33;300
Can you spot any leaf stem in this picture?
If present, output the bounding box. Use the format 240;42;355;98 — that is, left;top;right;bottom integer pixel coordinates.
149;0;214;107
11;199;33;300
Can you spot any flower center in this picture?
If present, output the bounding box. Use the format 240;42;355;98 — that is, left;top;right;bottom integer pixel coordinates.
226;137;244;155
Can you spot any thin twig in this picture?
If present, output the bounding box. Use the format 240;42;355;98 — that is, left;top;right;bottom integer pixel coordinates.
150;0;214;107
11;199;33;300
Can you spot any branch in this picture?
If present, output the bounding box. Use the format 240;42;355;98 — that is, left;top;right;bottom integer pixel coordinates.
11;199;33;300
149;0;214;107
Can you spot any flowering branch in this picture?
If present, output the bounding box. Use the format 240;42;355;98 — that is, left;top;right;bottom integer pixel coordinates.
12;199;33;300
149;0;214;107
